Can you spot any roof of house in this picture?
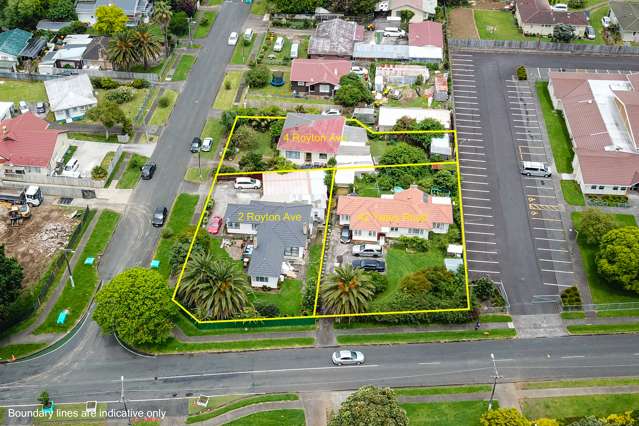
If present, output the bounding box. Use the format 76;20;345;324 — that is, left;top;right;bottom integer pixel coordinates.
278;114;346;154
390;0;437;14
610;0;639;32
44;74;97;112
409;21;444;48
309;19;364;57
515;0;588;26
224;201;312;277
444;257;464;272
261;171;328;205
0;29;32;57
336;186;454;232
549;71;639;186
95;0;142;15
36;20;73;32
20;37;47;59
82;36;110;60
378;106;451;128
434;72;448;92
353;43;410;60
290;59;352;86
0;113;60;168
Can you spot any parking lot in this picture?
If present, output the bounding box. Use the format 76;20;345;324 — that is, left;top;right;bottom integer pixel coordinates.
211;180;261;217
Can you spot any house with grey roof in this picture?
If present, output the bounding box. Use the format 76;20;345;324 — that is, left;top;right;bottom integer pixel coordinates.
224;201;313;288
76;0;153;26
609;0;639;43
44;74;98;122
0;29;45;71
309;18;365;59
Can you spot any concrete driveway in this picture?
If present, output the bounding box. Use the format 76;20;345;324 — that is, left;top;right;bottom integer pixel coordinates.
69;141;120;178
211;181;261;217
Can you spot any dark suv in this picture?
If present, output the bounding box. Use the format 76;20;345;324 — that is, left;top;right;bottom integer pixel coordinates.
352;259;385;272
140;163;156;180
190;137;201;153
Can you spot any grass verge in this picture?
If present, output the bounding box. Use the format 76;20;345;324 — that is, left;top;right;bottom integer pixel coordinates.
141;337;315;354
479;314;512;323
597;309;639;318
67;132;120;143
0;343;46;360
536;82;574;173
561;311;586;319
172;54;196;81
522;393;639;419
523;377;639;389
116;154;148;189
560;180;585;206
402;400;491;426
34;211;121;334
150;90;178;126
336;329;516;345
194;11;217;39
395;385;491;396
213;71;243;110
184;167;211;183
567;323;639;334
225;409;305;426
186;394;298;424
175;314;315;336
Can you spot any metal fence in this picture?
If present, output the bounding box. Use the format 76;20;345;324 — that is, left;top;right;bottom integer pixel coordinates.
0;70;62;81
563;301;639;312
448;39;639;56
52;67;158;81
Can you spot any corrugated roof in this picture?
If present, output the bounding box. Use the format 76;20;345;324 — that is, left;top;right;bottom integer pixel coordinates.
278;114;345;154
20;37;46;59
408;21;443;48
353;43;410;60
309;19;360;57
290;59;351;85
0;29;32;57
44;74;97;112
0;113;60;168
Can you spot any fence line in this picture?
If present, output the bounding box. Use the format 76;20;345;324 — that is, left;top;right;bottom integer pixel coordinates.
51;67;158;81
563;301;639;312
3;173;103;188
448;39;639;56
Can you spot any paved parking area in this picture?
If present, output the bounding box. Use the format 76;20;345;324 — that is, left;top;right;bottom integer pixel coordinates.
211;180;261;216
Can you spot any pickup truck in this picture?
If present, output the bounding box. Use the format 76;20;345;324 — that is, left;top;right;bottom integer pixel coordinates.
0;185;43;206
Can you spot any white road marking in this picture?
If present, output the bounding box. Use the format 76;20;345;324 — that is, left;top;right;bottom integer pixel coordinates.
460;144;485;149
531;218;562;222
460;165;487;170
466;240;497;244
459;151;486;156
533;227;564;231
460;158;486;163
463;188;491;193
540;259;573;264
463;196;491;201
418;362;442;365
535;237;566;242
465;222;495;227
537;247;569;252
467;250;498;254
469;269;501;274
462;173;488;177
463;205;493;210
464;213;493;218
469;259;499;264
544;282;573;287
541;269;574;274
466;231;495;235
462;181;489;185
560;355;585;359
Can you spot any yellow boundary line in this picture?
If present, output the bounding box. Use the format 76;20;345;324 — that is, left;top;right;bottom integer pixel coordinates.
171;115;470;324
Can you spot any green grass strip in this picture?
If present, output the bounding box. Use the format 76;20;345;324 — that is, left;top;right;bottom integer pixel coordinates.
176;314;314;336
536;82;574;173
523;377;639;389
336;329;516;345
0;343;46;360
568;323;639;334
186;394;299;424
395;385;491;396
560;180;585;206
597;309;639;318
479;314;512;323
561;311;586;320
143;337;314;354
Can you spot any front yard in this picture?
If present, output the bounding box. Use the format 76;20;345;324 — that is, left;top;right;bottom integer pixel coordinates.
95;87;149;124
251;279;303;316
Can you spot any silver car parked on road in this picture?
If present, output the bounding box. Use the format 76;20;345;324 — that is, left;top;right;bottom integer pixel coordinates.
332;350;365;365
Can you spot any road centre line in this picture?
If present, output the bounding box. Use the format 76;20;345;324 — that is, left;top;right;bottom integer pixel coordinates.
560;355;587;359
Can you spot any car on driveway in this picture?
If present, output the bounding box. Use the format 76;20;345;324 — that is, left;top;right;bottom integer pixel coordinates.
190;137;201;153
332;350;365;365
383;27;405;37
601;16;611;28
340;226;352;243
19;101;29;114
207;215;223;234
352;244;383;257
35;102;46;114
585;26;596;39
351;66;367;76
234;177;261;189
352;258;385;272
201;137;213;152
140;162;156;180
151;207;168;227
321;108;341;116
228;32;238;45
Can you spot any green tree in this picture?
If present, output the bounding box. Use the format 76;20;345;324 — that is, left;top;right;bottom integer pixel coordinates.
169;10;189;36
271;0;321;13
107;30;139;71
553;23;576;42
132;24;162;70
47;0;76;21
392;116;417;142
178;252;251;320
3;0;43;29
329;386;408;426
432;170;456;194
38;391;50;407
329;0;376;15
85;100;128;139
94;4;128;35
576;208;617;246
93;268;176;346
321;265;375;315
532;419;559;426
245;64;271;88
152;0;172;57
596;227;639;294
58;20;89;36
413;118;445;150
239;152;266;171
0;245;24;325
231;125;258;150
480;408;531;426
566;417;604;426
334;73;374;107
399;9;415;31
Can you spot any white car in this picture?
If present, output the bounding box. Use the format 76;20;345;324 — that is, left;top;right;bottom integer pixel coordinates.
601;16;611;28
351;66;367;76
383;27;406;37
19;101;29;114
332;350;365;366
201;137;213;152
551;3;567;11
228;32;238;46
321;108;341;116
273;36;285;52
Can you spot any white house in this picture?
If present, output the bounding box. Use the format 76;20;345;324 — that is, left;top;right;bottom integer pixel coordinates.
609;0;639;43
389;0;437;22
261;170;328;222
44;74;98;122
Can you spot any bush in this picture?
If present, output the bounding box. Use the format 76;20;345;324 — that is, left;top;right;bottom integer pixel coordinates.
91;77;119;89
561;286;582;308
130;79;150;89
169;11;189;36
105;87;134;104
367;272;388;295
567;0;584;8
255;303;280;318
517;66;527;81
91;165;108;180
393;236;430;252
158;96;170;108
224;79;232;90
245;64;271;88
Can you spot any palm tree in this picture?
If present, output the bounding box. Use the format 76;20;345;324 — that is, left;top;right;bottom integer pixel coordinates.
320;265;375;315
107;31;139;71
152;1;172;58
178;252;251;320
132;24;162;70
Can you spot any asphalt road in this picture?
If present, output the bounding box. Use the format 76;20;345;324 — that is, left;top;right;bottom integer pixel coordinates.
451;52;639;314
99;0;251;280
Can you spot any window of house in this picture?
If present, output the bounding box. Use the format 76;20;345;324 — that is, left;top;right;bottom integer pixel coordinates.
613;186;619;191
368;231;375;237
319;84;330;93
227;222;239;229
408;228;422;235
319;153;328;160
255;276;269;283
390;227;399;232
620;186;627;190
599;186;605;190
341;214;350;222
354;230;362;236
284;247;300;256
591;185;597;189
286;151;301;159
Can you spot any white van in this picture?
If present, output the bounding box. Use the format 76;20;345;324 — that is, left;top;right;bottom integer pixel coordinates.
234;177;262;190
243;28;254;42
383;27;406;37
520;161;552;177
62;158;81;177
290;42;299;59
352;244;383;257
273;36;285;52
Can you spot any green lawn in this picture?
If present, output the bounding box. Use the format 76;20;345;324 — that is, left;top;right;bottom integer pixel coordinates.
67;132;120;143
0;79;47;103
479;314;512;323
561;311;586;319
231;39;256;64
176;314;315;336
597;309;639;317
249;128;276;158
474;10;526;40
186;394;298;424
225;410;305;426
250;0;269;15
116;154;148;189
402;400;491;426
354;178;391;197
150;89;178;126
199;118;225;160
395;385;491;396
213;71;242;110
247;72;291;96
154;193;200;278
523;377;639;389
185;167;212;183
252;279;303;316
261;35;292;65
194;11;218;39
568;323;639;334
571;211;639;304
560;180;585;206
536;82;574;173
34;211;121;334
522;394;639;419
172;54;196;81
370;139;390;160
95;88;149;123
336;329;516;345
0;343;46;360
573;5;607;45
376;246;446;305
141;336;315;353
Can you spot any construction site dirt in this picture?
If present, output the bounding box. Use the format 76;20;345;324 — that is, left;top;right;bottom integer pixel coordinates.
0;203;80;286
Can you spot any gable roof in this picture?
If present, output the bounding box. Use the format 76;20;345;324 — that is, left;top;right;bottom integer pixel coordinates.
336;187;454;232
390;0;436;13
409;21;444;48
0;29;32;57
610;0;639;32
309;19;364;57
0;113;60;168
44;74;97;112
83;36;110;60
290;59;352;86
262;171;328;205
516;0;588;25
278;114;346;154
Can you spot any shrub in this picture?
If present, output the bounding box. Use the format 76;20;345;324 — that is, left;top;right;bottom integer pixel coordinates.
105;87;134;104
91;165;108;180
567;0;584;8
255;303;280;318
91;77;119;89
480;408;530;426
245;64;271;88
367;272;388;295
224;79;232;90
561;286;582;308
158;96;170;108
169;11;189;36
415;74;424;86
130;79;150;89
199;16;209;26
243;37;251;46
394;236;430;252
517;66;527;80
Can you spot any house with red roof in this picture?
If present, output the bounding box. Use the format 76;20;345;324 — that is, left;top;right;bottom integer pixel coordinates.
336;186;454;243
548;71;639;195
290;59;352;97
0;112;65;178
515;0;588;37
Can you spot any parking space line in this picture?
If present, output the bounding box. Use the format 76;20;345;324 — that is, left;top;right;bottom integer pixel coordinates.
460;158;486;163
533;227;564;231
525;185;554;190
463;188;491;193
527;194;557;199
513;119;539;123
455;101;480;105
459;145;484;149
464;207;493;212
531;218;562;222
455;84;477;88
514;125;541;129
467;250;498;254
469;259;499;264
460;166;487;170
540;259;573;264
464;213;493;218
461;173;488;177
541;269;574;274
466;240;497;244
459;151;486;156
455;90;477;94
453;79;476;83
535;237;566;242
463;196;491;201
523;176;551;181
466;231;495;235
456;112;480;116
544;283;573;287
520;146;545;150
469;269;501;274
462;181;489;185
465;223;495;227
537;247;569;252
460;138;484;142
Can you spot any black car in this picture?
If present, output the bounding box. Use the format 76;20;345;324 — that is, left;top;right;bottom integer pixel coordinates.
35;102;46;114
140;162;157;180
190;137;201;153
151;207;168;227
352;259;385;272
340;226;352;243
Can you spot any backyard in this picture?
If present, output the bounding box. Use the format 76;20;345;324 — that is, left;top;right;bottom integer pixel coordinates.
474;10;526;41
95;88;149;123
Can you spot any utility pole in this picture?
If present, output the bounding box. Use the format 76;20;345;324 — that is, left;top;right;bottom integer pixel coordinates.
187;17;193;48
488;353;503;410
61;248;75;288
121;376;132;426
198;148;202;180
